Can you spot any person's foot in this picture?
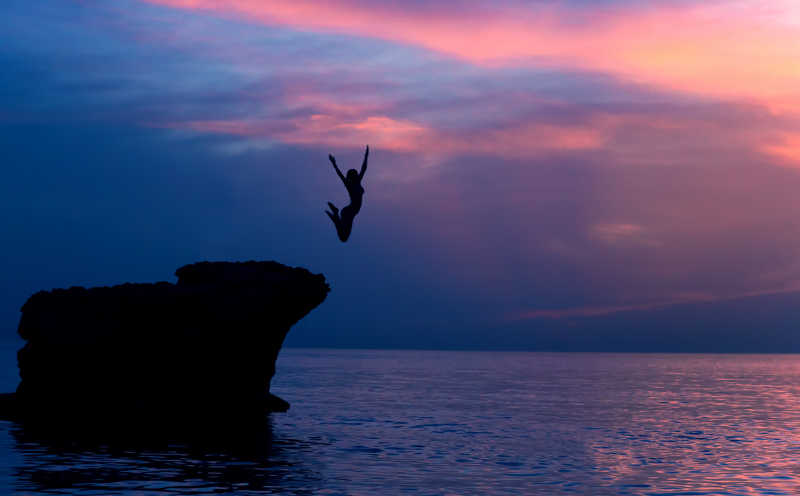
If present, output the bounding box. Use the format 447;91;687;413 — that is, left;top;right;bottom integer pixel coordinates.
327;202;339;214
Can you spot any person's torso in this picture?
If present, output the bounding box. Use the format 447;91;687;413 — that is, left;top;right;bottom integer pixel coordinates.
347;182;364;205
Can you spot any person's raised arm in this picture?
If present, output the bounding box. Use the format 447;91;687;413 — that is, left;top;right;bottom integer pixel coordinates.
359;145;369;180
329;154;346;183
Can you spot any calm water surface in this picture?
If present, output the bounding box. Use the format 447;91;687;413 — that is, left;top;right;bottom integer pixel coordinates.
2;350;800;495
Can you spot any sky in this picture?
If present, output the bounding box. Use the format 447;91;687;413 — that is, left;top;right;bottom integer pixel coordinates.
1;0;800;355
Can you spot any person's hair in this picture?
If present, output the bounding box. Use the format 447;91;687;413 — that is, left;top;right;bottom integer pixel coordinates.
346;169;359;180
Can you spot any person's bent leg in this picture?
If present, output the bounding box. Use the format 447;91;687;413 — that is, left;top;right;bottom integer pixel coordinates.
337;206;356;242
337;223;351;242
326;209;349;241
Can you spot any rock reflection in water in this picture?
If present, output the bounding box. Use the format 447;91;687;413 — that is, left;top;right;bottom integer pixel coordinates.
9;418;323;495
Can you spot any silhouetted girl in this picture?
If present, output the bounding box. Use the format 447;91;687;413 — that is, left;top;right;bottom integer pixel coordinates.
326;146;368;242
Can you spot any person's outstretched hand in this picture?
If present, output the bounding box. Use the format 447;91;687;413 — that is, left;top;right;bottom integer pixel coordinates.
359;145;369;179
329;153;345;182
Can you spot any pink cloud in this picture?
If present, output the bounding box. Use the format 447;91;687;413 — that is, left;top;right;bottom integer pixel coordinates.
153;88;610;156
154;99;800;170
512;283;800;320
162;116;606;156
141;0;800;113
590;223;662;247
118;0;800;169
763;133;800;167
171;114;428;151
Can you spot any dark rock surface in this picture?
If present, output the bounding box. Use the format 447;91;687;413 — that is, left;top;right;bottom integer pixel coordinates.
3;261;328;423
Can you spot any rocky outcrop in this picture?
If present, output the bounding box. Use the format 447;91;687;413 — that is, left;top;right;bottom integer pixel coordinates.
3;261;328;422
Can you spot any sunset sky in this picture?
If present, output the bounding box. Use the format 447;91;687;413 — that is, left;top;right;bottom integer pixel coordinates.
1;0;800;353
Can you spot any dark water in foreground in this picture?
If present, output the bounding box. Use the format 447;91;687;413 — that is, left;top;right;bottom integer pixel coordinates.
2;350;800;495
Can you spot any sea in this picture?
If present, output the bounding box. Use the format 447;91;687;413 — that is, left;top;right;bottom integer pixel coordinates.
1;349;799;495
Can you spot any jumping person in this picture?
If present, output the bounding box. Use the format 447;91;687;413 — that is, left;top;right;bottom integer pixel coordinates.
326;146;369;242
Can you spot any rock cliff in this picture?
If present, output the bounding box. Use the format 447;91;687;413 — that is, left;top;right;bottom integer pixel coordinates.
3;261;329;422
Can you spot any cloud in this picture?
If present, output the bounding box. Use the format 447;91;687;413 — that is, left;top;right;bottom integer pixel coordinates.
590;223;661;247
141;0;800;113
513;284;800;320
156;89;800;169
763;133;800;167
159;116;606;157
